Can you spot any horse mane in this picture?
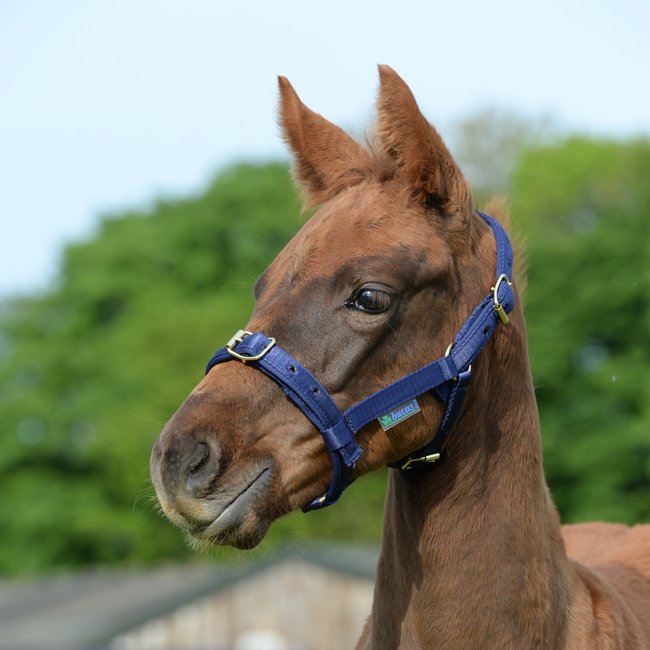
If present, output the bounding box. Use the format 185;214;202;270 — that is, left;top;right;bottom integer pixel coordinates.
482;196;529;302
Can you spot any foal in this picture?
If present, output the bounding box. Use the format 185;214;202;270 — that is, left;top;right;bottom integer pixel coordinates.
151;67;650;648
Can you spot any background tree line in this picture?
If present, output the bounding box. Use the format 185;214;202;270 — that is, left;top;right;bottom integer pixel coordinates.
0;127;648;575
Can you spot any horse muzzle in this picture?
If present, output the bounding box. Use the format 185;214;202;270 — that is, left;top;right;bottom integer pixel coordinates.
150;415;275;548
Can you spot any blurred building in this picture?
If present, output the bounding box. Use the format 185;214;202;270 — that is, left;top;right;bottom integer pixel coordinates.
0;544;377;650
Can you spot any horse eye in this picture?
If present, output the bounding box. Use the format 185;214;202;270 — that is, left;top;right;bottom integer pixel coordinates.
346;288;394;314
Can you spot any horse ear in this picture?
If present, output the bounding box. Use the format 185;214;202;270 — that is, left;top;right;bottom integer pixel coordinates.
278;76;373;206
376;65;472;217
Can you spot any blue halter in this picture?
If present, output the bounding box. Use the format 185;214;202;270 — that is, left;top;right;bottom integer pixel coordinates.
205;212;515;511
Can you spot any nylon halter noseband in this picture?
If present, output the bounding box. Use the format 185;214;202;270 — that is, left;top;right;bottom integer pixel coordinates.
205;212;515;511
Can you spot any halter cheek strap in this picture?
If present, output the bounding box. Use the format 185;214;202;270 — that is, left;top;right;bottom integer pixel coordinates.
204;212;515;511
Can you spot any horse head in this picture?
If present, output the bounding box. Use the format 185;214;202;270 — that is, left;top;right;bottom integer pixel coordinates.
150;66;504;549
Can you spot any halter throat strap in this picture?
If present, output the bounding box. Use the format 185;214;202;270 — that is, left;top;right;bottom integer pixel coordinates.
204;212;515;511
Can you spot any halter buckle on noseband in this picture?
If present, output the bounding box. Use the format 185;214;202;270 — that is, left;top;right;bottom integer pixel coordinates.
226;329;276;363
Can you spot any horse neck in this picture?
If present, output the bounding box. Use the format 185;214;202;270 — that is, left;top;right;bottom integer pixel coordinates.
368;305;574;648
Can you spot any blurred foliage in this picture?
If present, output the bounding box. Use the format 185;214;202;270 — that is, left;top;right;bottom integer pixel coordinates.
511;137;650;523
0;135;648;575
451;107;556;194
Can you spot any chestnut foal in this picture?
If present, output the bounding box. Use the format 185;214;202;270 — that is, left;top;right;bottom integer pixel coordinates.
151;67;650;648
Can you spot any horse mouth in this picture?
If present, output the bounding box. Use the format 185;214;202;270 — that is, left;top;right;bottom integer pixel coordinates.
189;467;272;545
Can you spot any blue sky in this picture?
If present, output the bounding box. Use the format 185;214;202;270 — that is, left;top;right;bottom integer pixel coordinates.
1;0;649;297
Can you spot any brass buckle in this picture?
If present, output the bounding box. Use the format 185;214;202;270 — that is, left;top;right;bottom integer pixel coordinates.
401;453;441;471
491;274;512;325
226;329;276;363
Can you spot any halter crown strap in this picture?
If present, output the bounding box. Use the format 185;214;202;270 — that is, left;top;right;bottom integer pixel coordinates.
205;212;515;510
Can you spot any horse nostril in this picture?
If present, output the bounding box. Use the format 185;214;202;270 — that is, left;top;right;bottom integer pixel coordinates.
184;441;220;497
188;443;210;475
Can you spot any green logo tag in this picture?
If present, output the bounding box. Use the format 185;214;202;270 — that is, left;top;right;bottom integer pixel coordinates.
377;399;421;431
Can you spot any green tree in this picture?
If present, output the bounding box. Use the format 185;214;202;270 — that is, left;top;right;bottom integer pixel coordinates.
511;137;650;523
1;165;285;572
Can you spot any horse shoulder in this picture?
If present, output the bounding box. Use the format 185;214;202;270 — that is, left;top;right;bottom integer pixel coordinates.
562;522;650;647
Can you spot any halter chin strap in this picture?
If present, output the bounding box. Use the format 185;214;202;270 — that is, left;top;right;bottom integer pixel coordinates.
205;212;515;511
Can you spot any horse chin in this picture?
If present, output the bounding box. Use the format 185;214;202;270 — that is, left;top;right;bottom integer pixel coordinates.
191;516;272;550
183;464;279;549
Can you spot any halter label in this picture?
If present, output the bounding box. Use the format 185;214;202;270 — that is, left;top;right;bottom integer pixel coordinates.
378;399;421;431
